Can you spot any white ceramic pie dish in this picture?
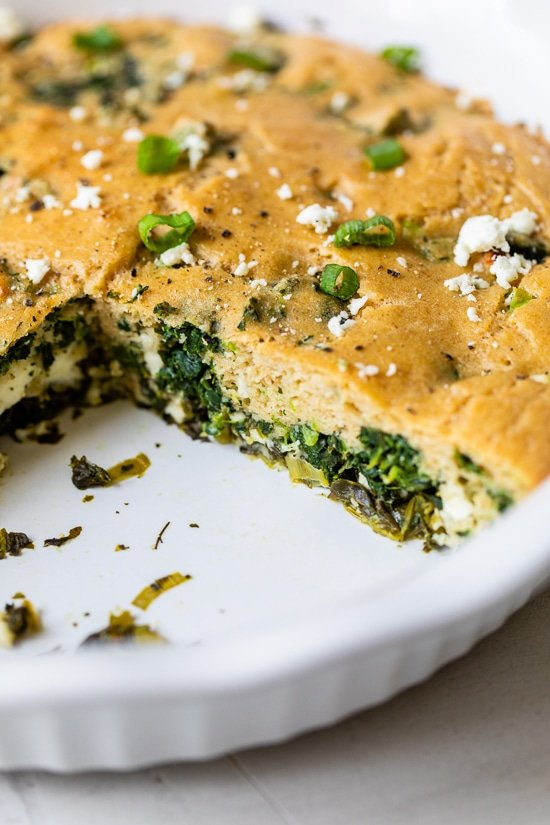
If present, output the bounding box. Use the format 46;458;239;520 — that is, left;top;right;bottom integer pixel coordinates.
0;0;548;771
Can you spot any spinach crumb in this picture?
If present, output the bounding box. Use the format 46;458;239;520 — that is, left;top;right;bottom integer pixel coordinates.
0;599;42;647
70;455;111;489
81;611;165;645
70;453;150;489
0;529;34;559
44;526;83;547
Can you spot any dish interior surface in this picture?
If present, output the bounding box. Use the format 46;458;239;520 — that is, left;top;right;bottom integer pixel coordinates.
0;0;549;769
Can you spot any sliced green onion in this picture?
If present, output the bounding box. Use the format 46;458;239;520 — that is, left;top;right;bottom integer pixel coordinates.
507;286;534;312
334;216;396;248
380;45;421;73
72;24;122;53
320;264;359;300
364;138;405;170
227;44;285;72
138;211;196;253
137;135;181;175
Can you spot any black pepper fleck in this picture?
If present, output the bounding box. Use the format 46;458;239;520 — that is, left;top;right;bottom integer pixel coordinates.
221;229;232;238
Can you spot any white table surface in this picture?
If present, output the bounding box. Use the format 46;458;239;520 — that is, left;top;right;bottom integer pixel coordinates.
2;588;549;824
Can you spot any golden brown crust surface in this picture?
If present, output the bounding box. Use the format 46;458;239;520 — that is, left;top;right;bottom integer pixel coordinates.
1;18;549;494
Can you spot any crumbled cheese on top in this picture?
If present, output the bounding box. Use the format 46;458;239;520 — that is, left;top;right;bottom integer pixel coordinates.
454;209;538;267
385;363;397;377
122;127;144;143
355;363;379;378
329;91;351;115
504;207;538;235
296;203;338;234
444;273;490;295
69;106;87;123
334;192;353;212
217;69;269;93
70;183;101;210
158;242;196;267
24;257;50;285
328;312;355;337
80;149;104;171
454;215;509;266
490;253;533;289
466;307;481;323
233;253;258;277
42;194;60;210
348;295;368;316
176;122;210;171
276;183;293;200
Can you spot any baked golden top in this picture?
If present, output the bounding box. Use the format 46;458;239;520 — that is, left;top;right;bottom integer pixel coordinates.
0;18;549;491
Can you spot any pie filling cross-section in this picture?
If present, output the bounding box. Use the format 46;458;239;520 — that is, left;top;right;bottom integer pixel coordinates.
0;14;549;547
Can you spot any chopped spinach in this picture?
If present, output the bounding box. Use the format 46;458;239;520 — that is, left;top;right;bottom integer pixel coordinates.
0;530;34;559
70;455;111;489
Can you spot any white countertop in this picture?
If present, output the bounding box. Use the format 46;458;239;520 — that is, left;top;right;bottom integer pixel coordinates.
2;588;549;824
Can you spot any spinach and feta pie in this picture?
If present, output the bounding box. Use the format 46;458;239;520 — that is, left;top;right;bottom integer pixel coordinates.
0;12;549;547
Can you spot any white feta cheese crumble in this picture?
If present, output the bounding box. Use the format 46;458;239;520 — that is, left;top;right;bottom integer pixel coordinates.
492;142;506;155
175;53;194;76
268;166;281;178
0;7;24;41
70;183;101;210
490;253;533;289
307;266;320;276
396;256;408;268
466;307;481;323
394;166;405;178
454;209;539;267
233;253;258;277
217;69;269;93
225;167;239;179
348;295;368;316
80;149;104;171
250;278;267;289
163;70;186;91
69;106;87;123
329;91;351;115
175;122;210;171
296;203;338;234
14;186;30;203
42;194;60;210
232;207;242;215
443;273;490;295
334;192;353;212
454;215;509;266
355;363;379;378
24;257;50;285
122;127;144;143
385;362;397;377
365;207;376;218
276;183;293;200
503;207;538;235
158;242;196;267
328;312;355;337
